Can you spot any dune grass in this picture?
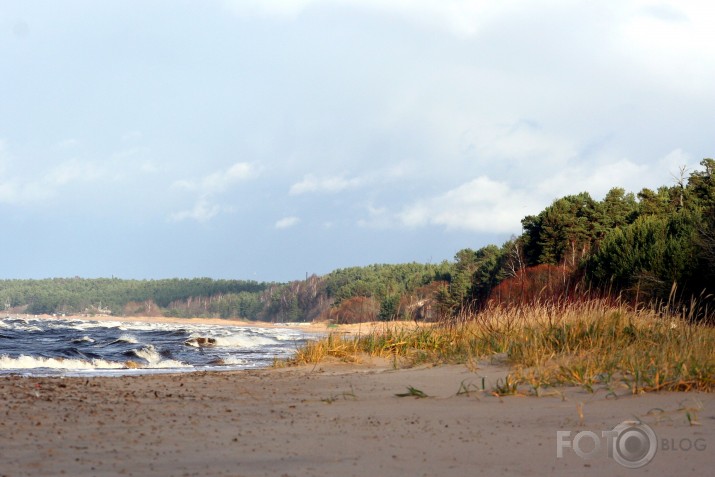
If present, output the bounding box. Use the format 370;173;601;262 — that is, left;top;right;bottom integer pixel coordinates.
285;299;715;394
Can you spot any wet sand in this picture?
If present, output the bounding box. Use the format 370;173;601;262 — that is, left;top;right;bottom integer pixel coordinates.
1;359;712;477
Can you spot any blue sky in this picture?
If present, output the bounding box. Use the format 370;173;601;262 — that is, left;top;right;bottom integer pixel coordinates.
1;0;714;282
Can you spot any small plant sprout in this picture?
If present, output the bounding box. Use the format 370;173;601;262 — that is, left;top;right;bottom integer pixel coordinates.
395;386;429;398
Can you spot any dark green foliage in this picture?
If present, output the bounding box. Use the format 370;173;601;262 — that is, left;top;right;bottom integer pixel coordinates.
637;186;679;217
598;187;639;232
439;245;506;311
209;292;264;319
687;158;715;210
0;278;267;317
522;192;603;267
585;159;715;309
323;262;451;306
588;211;701;299
379;295;400;321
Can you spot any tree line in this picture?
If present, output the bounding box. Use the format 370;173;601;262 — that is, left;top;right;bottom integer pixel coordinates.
0;278;267;316
443;158;715;319
3;159;713;322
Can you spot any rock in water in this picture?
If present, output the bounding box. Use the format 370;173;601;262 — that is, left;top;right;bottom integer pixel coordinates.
184;337;218;347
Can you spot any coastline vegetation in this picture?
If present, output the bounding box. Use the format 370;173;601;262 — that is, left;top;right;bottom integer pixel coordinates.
2;159;714;393
8;160;714;326
287;298;715;393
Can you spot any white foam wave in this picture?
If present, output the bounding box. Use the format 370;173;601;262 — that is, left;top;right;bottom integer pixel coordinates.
0;354;125;370
132;345;187;368
270;330;307;341
117;334;138;344
72;335;95;344
212;334;277;348
219;356;249;365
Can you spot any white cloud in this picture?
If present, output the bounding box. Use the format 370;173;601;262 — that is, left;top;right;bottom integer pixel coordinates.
397;176;535;233
0;155;119;205
275;216;300;229
169;197;222;223
289;174;362;195
356;203;391;228
389;147;704;235
532;149;704;201
534;158;648;200
173;162;258;194
169;162;260;223
44;158;103;186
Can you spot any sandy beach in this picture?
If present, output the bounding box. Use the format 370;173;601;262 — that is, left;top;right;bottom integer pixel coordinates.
23;313;331;332
24;313;397;336
1;356;712;477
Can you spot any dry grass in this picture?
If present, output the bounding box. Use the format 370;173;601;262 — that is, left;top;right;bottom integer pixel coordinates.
284;299;715;394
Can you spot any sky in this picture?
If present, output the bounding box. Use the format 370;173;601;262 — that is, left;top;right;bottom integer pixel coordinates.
1;0;714;282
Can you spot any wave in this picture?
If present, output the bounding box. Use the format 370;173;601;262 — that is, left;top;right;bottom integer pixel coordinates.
130;345;187;368
115;334;139;344
0;354;126;370
211;356;249;366
72;335;95;344
186;333;277;348
0;317;312;375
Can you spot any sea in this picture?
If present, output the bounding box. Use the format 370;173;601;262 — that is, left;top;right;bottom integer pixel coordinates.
0;315;319;377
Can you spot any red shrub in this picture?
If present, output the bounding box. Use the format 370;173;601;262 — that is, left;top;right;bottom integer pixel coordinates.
325;296;380;324
488;264;583;307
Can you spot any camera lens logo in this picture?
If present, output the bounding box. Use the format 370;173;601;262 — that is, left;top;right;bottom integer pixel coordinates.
608;421;658;468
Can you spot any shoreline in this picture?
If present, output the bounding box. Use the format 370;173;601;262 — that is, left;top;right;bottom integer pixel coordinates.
1;361;712;476
9;312;331;332
13;312;420;335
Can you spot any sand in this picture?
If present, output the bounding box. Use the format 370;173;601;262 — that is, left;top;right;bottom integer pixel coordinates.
25;313;404;335
1;357;712;477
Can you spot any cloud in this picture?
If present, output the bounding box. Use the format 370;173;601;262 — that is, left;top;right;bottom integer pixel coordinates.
275;216;300;229
357;204;391;228
389;146;702;235
172;162;258;194
44;158;103;186
169;162;260;223
396;176;535;234
0;152;123;205
169;197;222;223
289;174;362;195
288;164;410;196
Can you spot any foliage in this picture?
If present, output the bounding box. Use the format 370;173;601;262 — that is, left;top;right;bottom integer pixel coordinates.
324;296;380;324
0;278;267;317
286;300;715;393
3;159;714;323
587;211;701;301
